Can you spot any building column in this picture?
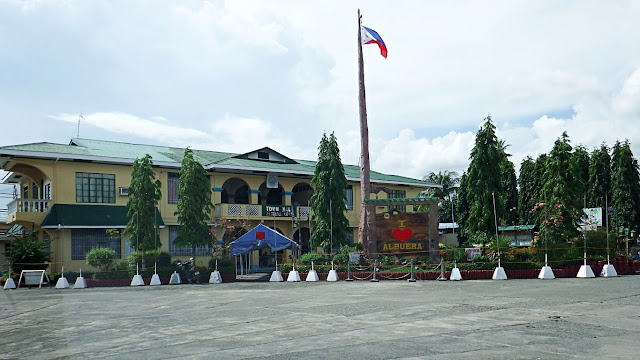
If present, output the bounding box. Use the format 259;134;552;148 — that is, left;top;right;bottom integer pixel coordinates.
212;187;223;205
249;189;260;205
283;192;293;206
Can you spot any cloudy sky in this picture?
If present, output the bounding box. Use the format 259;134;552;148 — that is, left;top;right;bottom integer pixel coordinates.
2;0;640;191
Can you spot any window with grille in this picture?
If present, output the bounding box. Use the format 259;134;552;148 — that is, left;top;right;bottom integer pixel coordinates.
387;189;406;212
344;185;354;210
75;173;115;203
168;225;211;257
71;229;121;260
168;172;180;204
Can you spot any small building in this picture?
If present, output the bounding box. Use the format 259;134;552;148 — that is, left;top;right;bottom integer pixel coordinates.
498;225;535;247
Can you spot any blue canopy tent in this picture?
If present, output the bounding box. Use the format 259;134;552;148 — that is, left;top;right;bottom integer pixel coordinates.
229;224;301;274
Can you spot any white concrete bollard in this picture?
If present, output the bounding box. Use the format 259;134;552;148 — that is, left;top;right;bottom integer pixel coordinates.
209;270;222;284
150;273;162;286
130;274;145;286
74;269;87;289
601;264;618;277
3;277;16;290
56;267;70;289
538;266;555;279
577;264;595;278
287;266;301;282
327;261;338;281
492;266;508;280
306;270;319;282
169;271;181;284
450;266;463;281
269;270;283;282
55;276;70;289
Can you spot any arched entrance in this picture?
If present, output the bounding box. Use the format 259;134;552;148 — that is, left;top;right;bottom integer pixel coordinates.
221;178;250;204
291;183;313;207
293;227;311;254
259;182;284;205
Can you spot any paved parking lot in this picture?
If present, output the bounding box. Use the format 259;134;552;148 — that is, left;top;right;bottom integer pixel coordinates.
2;276;639;359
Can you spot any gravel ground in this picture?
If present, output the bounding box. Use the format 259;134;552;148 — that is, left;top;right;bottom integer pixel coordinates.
2;276;639;359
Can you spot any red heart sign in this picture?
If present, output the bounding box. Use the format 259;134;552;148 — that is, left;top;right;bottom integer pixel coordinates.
392;228;413;242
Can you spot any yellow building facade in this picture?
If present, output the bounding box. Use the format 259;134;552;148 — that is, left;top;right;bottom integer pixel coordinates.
0;138;436;273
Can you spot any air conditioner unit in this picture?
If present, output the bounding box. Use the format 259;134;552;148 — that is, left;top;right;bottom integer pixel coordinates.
118;187;129;196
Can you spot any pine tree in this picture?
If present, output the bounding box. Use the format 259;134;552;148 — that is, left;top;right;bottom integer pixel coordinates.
310;133;350;251
500;156;518;225
455;172;470;244
517;156;537;225
587;144;611;208
610;140;640;230
123;154;162;255
174;148;214;260
466;115;503;242
573;145;590;207
541;132;583;242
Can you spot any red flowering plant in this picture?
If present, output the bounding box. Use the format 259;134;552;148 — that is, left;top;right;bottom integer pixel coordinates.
532;200;566;244
210;217;250;256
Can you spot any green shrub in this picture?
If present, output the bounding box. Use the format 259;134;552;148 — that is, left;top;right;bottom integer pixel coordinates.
208;257;235;274
297;252;327;265
4;230;51;274
86;247;116;272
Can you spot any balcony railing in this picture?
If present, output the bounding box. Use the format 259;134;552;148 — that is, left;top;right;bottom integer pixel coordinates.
7;198;51;216
215;204;311;219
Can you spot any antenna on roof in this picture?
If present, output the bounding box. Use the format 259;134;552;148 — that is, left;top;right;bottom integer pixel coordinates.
77;113;85;138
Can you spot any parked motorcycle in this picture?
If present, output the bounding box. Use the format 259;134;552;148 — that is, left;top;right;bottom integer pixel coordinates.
177;258;201;284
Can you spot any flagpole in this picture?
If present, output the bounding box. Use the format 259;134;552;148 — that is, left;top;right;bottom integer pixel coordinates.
357;9;372;255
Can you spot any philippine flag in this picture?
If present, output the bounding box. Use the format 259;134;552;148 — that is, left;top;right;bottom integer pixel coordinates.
361;26;387;58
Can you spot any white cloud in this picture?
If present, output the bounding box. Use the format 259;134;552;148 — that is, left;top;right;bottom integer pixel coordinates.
51;112;212;145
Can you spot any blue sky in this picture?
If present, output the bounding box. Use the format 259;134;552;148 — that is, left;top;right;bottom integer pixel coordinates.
2;0;640;214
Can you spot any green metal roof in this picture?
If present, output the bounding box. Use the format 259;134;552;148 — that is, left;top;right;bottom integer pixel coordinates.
0;138;438;187
41;204;164;228
365;197;440;203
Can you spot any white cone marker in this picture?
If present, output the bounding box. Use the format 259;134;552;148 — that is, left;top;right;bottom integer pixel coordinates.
209;260;222;284
450;263;462;281
306;261;319;282
601;255;618;277
55;267;70;289
287;264;301;282
327;261;339;282
169;271;181;284
3;277;16;290
270;260;283;282
150;263;161;286
131;264;145;286
74;269;87;289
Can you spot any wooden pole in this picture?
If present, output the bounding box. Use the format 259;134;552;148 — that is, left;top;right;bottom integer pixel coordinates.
357;9;372;254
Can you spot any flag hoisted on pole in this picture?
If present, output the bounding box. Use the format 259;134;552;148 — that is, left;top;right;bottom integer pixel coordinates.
357;9;386;255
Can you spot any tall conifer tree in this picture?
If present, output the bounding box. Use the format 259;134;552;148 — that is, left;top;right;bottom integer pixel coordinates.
541;132;583;241
518;156;537;225
174;148;213;260
310;133;350;251
610;140;640;229
466;115;503;241
124;154;162;253
587;144;611;208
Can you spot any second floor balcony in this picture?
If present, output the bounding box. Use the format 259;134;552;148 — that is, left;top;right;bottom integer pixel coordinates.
215;203;311;219
6;198;51;224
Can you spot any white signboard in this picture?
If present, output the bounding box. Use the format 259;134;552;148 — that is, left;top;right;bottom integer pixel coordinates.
582;207;603;226
465;248;481;261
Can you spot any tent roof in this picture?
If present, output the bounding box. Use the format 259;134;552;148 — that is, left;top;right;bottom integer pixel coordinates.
229;224;300;256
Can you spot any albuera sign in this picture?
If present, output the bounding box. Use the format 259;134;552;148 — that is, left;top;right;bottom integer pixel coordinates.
375;211;430;254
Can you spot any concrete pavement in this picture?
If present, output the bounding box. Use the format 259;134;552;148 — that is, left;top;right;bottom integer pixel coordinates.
1;276;639;359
